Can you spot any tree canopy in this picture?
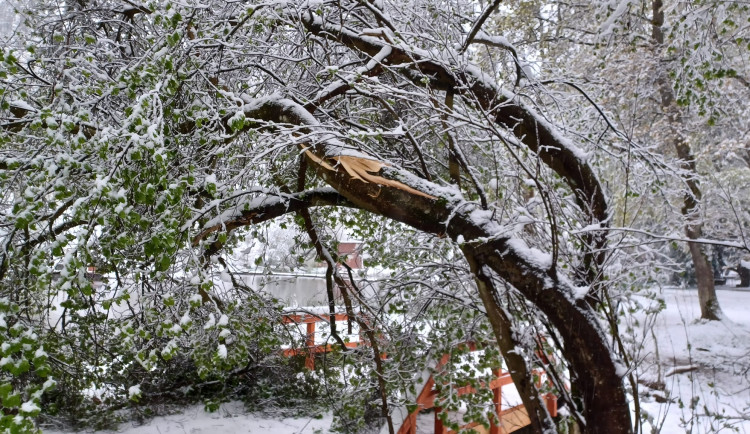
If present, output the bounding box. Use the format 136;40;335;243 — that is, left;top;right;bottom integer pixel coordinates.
1;0;749;433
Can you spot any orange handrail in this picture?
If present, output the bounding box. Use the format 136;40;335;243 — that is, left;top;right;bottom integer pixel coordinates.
281;312;362;369
279;315;557;433
397;346;557;434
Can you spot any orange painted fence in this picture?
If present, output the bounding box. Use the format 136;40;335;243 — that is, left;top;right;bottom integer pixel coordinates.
281;312;360;369
397;368;557;434
397;344;557;434
280;313;558;434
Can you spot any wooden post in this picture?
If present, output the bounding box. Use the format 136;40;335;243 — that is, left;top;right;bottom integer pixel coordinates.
544;393;558;418
305;320;315;370
434;407;446;434
490;368;503;434
406;411;417;434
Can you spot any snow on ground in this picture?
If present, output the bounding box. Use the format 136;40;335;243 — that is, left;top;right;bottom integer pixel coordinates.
44;402;333;434
638;287;750;433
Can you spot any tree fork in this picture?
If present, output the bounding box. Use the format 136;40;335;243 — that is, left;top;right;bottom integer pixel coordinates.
301;149;631;433
223;96;633;433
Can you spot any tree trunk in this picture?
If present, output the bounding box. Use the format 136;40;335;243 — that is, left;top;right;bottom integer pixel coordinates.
459;240;631;434
307;155;632;433
736;262;750;288
229;59;633;432
463;252;558;433
652;0;722;320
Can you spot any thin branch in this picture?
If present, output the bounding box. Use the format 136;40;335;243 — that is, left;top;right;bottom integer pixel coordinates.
540;79;628;140
460;0;503;54
470;32;524;87
572;226;750;252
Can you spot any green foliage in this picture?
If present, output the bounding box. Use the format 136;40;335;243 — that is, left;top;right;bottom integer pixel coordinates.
0;299;54;434
3;0;745;432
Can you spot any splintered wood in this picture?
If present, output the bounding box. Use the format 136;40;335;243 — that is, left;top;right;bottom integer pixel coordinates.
305;150;436;199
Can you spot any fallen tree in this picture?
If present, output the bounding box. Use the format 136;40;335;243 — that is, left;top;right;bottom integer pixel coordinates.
0;1;637;432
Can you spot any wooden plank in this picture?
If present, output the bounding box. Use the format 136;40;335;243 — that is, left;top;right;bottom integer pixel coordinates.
488;373;514;389
500;406;531;433
435;407;446;434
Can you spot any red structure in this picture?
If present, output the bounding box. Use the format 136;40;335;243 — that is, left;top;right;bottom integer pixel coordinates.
281;312;359;369
279;313;557;433
396;344;557;434
338;242;363;269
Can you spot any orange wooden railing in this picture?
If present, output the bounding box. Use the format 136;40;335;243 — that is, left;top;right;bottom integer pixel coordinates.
280;314;558;433
397;345;557;434
281;312;360;369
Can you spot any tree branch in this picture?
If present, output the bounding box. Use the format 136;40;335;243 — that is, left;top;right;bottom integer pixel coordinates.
459;0;503;54
192;188;355;257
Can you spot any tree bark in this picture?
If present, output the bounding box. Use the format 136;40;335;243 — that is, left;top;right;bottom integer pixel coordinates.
652;0;722;320
224;90;633;433
207;6;634;426
463;252;558;433
301;9;611;296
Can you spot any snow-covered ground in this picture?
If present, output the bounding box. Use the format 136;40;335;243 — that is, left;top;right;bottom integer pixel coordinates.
44;402;334;434
639;286;750;433
43;287;750;433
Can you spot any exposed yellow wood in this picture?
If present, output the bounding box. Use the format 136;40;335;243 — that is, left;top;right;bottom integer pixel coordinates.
304;149;336;171
501;407;531;433
305;150;436;199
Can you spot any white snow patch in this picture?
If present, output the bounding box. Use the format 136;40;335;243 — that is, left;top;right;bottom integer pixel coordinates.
599;0;635;37
204;313;216;330
217;314;229;327
637;287;750;433
20;401;40;413
45;402;334;434
573;286;589;300
128;385;141;399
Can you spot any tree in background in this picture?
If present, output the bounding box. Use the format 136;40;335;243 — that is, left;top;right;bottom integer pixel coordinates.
487;0;749;319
